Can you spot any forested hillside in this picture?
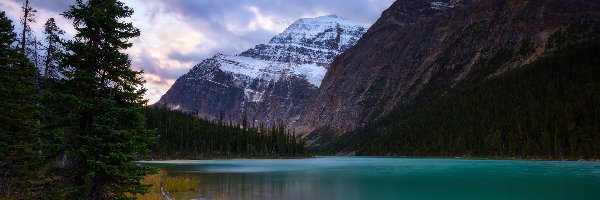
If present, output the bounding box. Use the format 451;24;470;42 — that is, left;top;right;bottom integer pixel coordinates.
311;38;600;160
144;107;306;159
297;0;600;137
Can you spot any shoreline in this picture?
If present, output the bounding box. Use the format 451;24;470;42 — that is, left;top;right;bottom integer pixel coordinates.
137;155;599;162
138;155;315;162
349;154;600;162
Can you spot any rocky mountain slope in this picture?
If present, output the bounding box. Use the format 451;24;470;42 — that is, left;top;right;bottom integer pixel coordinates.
155;15;366;125
295;0;600;135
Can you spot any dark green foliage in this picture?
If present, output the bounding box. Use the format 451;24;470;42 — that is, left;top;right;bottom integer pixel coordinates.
318;40;600;160
303;127;336;151
547;24;600;50
39;0;155;199
0;11;42;198
144;107;306;159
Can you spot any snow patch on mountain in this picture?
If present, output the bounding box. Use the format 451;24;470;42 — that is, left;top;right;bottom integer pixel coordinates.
244;88;264;102
215;54;327;87
217;55;269;80
429;1;461;10
294;64;327;86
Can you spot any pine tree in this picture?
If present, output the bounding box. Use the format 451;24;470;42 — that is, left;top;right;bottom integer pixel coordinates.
19;0;36;54
52;0;155;198
0;11;42;198
42;18;64;80
19;0;42;70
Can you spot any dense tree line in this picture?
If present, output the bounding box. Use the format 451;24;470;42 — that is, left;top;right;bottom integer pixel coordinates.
0;10;41;198
315;37;600;160
144;107;306;159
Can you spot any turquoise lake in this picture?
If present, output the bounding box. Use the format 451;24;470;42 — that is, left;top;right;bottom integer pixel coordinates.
138;157;600;200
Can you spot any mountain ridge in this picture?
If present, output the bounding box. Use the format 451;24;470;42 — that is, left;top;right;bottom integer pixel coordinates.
155;14;367;126
294;0;600;136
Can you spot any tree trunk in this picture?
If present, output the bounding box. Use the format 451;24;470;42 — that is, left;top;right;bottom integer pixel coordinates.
20;0;29;54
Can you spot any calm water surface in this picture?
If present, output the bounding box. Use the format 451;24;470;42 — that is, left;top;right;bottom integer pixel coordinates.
138;157;600;200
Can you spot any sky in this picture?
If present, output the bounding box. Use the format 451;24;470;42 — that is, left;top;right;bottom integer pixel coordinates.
0;0;394;104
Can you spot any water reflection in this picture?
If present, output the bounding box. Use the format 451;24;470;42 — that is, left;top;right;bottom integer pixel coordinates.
139;157;600;200
163;170;364;199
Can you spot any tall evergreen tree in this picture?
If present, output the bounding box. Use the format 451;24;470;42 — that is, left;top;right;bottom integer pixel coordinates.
52;0;155;198
19;0;36;54
42;18;64;80
0;11;42;198
20;0;42;69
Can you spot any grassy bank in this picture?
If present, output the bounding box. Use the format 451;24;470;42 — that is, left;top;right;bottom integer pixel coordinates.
130;170;199;200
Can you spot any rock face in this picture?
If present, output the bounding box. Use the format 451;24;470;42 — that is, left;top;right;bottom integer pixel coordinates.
155;15;366;125
295;0;600;134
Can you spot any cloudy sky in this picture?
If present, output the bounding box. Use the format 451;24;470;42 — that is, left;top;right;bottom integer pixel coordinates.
0;0;394;103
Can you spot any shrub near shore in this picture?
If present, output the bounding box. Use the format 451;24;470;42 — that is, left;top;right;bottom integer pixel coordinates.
131;170;199;200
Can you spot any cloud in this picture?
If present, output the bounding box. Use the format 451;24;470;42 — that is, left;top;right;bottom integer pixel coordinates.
149;0;393;26
133;49;189;80
141;73;176;104
2;0;394;103
29;0;73;14
168;50;202;63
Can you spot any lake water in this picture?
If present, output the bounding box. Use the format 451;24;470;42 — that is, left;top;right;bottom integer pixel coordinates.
138;157;600;200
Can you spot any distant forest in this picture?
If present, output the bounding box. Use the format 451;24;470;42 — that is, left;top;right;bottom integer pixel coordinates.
143;107;306;159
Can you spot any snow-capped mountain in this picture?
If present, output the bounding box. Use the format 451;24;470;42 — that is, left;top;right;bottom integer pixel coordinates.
155;14;366;125
240;14;365;68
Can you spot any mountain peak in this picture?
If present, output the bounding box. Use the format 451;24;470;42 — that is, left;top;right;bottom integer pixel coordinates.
324;14;344;19
292;14;360;27
157;15;366;127
315;14;349;21
257;14;366;58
